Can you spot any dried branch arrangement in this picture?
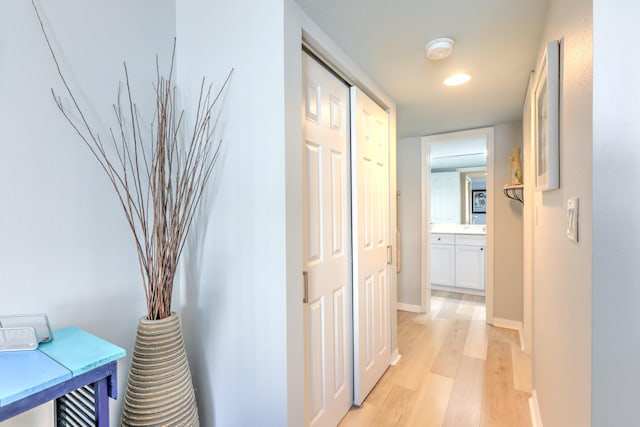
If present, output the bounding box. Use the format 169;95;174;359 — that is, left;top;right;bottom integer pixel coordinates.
33;2;232;320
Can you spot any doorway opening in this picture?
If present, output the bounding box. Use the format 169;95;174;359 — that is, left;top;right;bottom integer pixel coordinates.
420;127;495;322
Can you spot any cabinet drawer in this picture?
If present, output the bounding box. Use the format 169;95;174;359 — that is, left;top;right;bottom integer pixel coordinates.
430;234;454;245
455;234;486;247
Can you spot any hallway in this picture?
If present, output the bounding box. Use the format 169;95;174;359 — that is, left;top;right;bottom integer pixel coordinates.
339;291;532;426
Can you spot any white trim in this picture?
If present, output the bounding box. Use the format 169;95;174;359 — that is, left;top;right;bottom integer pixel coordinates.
420;142;431;314
431;285;485;297
421;127;495;324
522;71;535;355
486;128;495;324
529;390;543;427
397;302;422;313
390;348;402;366
491;317;522;330
492;318;525;350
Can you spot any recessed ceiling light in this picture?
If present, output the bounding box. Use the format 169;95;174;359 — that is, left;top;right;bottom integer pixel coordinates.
444;73;472;86
425;38;455;60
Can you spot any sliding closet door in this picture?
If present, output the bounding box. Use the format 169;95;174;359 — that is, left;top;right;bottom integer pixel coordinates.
302;51;353;427
351;87;391;405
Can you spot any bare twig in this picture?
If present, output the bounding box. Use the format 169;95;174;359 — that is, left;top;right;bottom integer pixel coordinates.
33;1;232;320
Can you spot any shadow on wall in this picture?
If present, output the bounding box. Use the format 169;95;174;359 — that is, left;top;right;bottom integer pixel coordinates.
178;86;233;426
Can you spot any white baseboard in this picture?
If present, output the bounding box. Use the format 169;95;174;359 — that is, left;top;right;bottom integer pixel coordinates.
431;285;485;297
529;390;543;427
390;348;402;366
492;318;524;350
396;302;422;313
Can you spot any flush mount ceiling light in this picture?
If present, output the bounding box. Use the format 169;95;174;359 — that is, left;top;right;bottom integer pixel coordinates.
444;73;472;86
425;37;455;60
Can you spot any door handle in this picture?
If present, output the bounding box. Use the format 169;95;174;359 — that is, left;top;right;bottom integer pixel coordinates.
303;271;309;304
387;246;392;265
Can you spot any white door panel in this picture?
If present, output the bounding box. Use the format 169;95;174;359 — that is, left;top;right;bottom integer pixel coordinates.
302;52;352;427
351;87;391;405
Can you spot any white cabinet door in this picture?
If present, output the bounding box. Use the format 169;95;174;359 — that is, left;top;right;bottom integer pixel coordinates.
430;234;454;286
455;244;485;290
430;172;461;224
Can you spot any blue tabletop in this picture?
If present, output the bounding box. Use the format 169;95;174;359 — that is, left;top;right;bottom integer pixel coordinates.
39;327;125;376
0;327;125;407
0;350;71;406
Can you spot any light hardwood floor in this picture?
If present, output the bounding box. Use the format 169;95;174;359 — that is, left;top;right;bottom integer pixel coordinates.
339;291;532;427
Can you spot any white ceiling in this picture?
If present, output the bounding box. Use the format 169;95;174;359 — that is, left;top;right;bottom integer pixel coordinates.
295;0;550;138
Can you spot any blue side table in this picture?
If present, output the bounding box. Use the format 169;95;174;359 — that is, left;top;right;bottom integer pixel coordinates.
0;327;126;426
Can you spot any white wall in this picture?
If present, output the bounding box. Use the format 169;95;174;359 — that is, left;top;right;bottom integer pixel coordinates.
396;124;523;324
592;1;640;425
0;1;175;426
493;122;523;322
176;0;291;425
397;138;422;306
530;0;593;424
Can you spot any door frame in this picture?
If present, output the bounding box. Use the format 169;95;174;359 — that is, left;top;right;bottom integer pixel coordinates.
420;127;495;322
523;72;535;354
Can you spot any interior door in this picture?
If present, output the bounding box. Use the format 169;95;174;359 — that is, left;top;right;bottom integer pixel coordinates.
302;51;353;427
351;87;391;405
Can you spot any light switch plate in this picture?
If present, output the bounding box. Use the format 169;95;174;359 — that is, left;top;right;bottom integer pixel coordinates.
567;197;579;242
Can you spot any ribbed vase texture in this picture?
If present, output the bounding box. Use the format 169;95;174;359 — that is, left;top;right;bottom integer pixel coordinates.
121;313;199;427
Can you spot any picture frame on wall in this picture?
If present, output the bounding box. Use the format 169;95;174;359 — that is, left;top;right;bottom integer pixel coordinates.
471;190;487;214
534;40;560;191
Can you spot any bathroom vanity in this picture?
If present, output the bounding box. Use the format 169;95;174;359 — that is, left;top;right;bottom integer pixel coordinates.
430;225;486;294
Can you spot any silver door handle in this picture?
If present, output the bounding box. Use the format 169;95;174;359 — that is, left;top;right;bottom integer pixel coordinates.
303;271;309;304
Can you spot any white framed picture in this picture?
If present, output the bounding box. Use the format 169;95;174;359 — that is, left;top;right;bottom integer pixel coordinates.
535;40;560;192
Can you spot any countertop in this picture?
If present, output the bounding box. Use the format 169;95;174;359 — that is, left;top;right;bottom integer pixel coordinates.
430;224;486;235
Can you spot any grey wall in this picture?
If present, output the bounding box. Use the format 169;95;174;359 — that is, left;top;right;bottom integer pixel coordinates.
592;1;640;425
0;2;176;426
530;0;593;425
397;137;422;306
396;124;523;323
176;0;291;425
493;122;524;321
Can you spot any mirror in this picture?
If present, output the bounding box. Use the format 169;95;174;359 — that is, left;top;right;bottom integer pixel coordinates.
430;139;487;225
